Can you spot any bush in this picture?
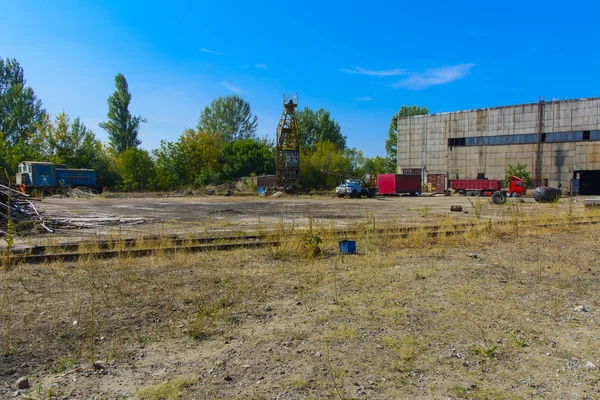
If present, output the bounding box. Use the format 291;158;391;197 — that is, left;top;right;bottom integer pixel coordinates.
195;169;221;186
505;162;531;187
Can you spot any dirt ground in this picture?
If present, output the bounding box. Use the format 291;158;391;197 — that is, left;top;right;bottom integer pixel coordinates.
12;193;595;246
1;195;600;399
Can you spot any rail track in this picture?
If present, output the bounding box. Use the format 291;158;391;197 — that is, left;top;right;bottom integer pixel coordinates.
6;216;600;265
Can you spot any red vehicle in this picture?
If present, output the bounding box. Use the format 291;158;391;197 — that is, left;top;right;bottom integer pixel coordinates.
377;174;421;196
451;176;525;197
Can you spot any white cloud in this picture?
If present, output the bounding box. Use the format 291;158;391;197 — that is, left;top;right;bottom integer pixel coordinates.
354;96;374;102
199;47;224;56
393;63;475;90
220;81;245;94
341;66;406;77
255;64;268;70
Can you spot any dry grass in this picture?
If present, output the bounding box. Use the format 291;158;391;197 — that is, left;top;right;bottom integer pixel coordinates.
136;376;196;400
1;203;600;398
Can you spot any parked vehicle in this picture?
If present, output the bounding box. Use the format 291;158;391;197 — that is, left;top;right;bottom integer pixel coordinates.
15;161;103;194
451;176;525;198
335;172;378;198
377;174;421;196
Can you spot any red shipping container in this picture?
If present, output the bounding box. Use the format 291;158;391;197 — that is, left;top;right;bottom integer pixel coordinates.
377;174;421;195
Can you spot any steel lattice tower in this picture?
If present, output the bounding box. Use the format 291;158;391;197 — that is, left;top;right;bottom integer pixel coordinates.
276;93;300;189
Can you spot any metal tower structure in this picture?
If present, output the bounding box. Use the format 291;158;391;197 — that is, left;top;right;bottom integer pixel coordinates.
276;93;300;189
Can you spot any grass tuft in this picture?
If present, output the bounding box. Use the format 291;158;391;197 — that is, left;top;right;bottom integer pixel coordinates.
136;377;196;400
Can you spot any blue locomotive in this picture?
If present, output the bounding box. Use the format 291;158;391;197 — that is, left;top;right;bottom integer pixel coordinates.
15;161;103;194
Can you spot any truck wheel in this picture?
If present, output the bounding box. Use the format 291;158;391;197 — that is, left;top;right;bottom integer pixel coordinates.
474;191;481;196
491;191;507;205
351;190;358;198
367;189;375;198
511;192;518;198
466;191;473;196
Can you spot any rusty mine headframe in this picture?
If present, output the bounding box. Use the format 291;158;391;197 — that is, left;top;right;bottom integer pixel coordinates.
276;93;300;191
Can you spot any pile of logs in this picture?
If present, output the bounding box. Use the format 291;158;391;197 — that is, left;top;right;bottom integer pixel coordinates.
0;183;53;236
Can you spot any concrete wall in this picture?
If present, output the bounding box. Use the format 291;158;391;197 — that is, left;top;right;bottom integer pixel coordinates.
397;98;600;188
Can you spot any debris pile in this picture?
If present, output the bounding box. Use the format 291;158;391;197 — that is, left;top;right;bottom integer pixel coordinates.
0;183;52;236
67;187;99;199
51;216;150;229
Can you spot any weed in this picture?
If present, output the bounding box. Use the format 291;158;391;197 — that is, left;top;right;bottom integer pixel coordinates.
467;196;482;220
326;345;346;400
321;325;359;343
290;375;309;390
473;344;498;359
414;271;426;280
135;377;197;400
507;330;530;348
2;169;15;272
301;230;322;258
1;277;11;356
52;357;77;373
381;335;424;366
470;320;498;360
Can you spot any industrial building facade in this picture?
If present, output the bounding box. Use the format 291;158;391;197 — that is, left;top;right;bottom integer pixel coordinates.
397;98;600;195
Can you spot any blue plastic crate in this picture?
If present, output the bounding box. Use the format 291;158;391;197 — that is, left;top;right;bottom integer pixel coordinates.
339;240;356;255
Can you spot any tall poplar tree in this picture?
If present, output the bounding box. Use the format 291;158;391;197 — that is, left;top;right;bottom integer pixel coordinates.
99;73;146;154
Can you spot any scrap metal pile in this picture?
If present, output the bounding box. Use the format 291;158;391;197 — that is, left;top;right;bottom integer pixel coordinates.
0;182;52;236
1;183;151;237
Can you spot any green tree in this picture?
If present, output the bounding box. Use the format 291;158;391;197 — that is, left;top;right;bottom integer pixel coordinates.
359;156;394;175
301;141;352;189
41;112;95;166
99;73;146;154
0;57;46;174
343;147;365;172
117;147;155;191
505;162;531;187
296;107;346;151
153;128;223;189
153;140;188;190
0;57;46;147
33;111;118;185
385;105;428;169
198;95;257;142
220;138;275;181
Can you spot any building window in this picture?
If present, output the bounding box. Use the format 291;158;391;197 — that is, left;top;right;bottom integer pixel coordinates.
583;131;591;140
447;130;599;148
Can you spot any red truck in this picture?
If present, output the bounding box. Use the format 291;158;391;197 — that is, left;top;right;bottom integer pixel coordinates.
451;176;525;197
377;174;421;196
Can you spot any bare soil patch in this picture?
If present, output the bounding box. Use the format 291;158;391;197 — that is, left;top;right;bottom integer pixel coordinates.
12;194;592;246
1;205;600;399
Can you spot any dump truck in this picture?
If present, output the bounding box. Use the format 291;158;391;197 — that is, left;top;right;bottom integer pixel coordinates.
376;174;421;196
451;176;525;198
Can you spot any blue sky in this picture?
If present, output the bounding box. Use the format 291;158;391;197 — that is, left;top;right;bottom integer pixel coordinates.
2;0;599;157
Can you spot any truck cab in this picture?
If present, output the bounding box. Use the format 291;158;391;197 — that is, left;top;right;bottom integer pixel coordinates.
505;176;526;197
336;179;363;198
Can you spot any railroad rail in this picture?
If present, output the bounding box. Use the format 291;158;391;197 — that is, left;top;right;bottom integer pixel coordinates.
6;216;600;265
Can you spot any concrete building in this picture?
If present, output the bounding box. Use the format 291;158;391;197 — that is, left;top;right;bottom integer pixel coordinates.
397;98;600;195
